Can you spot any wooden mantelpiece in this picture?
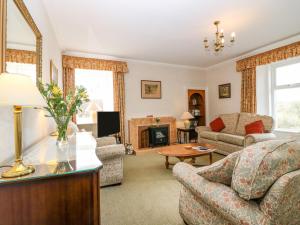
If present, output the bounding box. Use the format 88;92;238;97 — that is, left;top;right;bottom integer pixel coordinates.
128;116;177;151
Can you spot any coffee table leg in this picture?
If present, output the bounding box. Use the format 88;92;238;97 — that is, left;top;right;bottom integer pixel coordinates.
209;153;213;164
191;157;195;164
165;156;169;169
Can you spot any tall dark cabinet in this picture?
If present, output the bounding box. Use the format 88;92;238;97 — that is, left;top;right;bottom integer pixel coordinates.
188;89;206;127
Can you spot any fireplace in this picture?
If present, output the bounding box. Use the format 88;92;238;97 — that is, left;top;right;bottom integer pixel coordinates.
149;126;169;147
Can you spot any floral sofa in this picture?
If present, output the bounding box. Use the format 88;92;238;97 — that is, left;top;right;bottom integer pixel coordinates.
173;139;300;225
196;113;276;155
95;136;125;187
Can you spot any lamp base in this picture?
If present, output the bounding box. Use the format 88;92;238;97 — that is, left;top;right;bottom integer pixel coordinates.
1;161;35;178
184;120;191;129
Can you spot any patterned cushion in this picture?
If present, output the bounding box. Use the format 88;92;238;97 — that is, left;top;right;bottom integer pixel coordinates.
218;133;245;146
219;113;240;134
199;131;219;141
197;151;240;185
232;139;300;200
235;113;273;136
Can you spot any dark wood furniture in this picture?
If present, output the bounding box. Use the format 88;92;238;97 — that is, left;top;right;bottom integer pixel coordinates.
0;132;102;225
157;143;216;169
177;127;197;143
188;89;206;127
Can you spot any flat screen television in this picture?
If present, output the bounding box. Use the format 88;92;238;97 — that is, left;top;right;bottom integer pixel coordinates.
97;111;120;138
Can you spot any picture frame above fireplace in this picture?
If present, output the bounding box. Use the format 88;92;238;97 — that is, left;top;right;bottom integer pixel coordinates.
141;80;161;99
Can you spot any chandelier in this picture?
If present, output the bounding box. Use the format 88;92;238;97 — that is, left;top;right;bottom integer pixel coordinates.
203;21;235;53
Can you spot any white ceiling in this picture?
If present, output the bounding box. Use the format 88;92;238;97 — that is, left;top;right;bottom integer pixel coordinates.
42;0;300;68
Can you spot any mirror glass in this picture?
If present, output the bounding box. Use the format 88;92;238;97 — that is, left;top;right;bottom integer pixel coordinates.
6;0;37;82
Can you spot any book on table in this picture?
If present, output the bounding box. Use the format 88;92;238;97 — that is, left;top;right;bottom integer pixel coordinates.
192;146;208;151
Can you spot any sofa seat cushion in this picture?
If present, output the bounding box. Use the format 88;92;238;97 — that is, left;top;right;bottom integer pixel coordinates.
235;113;273;136
200;131;219;141
219;113;240;134
197;151;240;185
218;133;245;146
232;139;300;200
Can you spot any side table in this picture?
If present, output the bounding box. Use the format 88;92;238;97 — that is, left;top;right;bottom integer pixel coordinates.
177;127;197;144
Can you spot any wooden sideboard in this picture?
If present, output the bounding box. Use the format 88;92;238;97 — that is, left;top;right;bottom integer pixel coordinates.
0;132;102;225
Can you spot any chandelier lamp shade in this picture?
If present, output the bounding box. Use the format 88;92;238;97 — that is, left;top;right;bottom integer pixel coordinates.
203;21;236;53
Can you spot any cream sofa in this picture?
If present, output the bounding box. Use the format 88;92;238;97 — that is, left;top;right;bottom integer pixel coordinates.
196;113;276;155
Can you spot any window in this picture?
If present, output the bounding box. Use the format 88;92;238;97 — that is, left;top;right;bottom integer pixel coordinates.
6;62;36;82
75;69;114;124
271;59;300;132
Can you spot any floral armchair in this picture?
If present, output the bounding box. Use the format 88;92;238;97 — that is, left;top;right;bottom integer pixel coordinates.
173;140;300;225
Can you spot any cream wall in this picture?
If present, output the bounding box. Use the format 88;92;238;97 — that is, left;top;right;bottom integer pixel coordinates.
205;61;241;121
0;0;61;163
125;60;207;142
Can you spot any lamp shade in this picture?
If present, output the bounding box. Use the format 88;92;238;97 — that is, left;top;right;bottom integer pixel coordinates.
180;111;194;120
0;73;46;107
85;100;102;112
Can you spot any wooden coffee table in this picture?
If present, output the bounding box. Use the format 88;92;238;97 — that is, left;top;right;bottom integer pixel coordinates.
157;143;216;169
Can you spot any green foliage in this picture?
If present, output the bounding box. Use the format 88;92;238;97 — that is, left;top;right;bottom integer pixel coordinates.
38;80;89;141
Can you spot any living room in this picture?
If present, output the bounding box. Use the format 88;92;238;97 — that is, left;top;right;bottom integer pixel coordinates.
0;0;300;225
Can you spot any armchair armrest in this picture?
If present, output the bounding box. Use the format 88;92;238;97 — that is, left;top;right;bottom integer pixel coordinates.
244;133;276;146
173;163;266;225
260;170;300;225
96;136;116;147
96;144;125;161
195;126;211;134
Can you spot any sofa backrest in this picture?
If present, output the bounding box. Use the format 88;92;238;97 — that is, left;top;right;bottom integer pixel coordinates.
235;113;274;136
219;113;240;134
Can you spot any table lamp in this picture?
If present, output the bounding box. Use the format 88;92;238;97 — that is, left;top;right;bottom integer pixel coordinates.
85;100;102;123
0;73;46;178
180;111;194;129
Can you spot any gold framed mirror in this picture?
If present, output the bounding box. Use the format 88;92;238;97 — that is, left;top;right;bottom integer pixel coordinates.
1;0;42;84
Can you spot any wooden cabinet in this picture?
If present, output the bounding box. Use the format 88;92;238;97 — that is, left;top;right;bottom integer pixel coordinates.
0;133;102;225
188;89;206;127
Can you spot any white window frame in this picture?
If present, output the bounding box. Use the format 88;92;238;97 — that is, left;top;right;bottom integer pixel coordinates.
270;57;300;132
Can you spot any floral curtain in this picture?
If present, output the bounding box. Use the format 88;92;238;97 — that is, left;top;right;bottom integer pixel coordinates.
237;41;300;113
241;68;256;113
62;55;128;140
113;72;126;143
6;48;36;64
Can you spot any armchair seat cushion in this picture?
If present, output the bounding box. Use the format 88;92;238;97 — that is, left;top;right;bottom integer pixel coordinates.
218;133;245;146
232;139;300;200
199;131;219;141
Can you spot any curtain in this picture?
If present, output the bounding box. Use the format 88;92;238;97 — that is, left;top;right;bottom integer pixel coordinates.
240;68;256;113
113;72;126;144
237;41;300;113
236;41;300;72
6;49;36;64
63;67;76;122
62;55;128;139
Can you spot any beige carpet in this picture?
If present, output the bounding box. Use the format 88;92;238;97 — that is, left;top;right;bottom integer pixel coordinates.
101;150;223;225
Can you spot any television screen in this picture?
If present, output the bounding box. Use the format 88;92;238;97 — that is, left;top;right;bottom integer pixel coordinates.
97;111;120;137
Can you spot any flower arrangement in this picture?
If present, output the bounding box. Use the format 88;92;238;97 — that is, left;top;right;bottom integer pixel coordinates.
38;81;89;143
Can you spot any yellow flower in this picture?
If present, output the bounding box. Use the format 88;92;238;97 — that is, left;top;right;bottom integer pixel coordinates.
52;86;62;96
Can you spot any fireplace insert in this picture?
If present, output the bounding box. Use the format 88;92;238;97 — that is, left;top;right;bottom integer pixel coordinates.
149;126;169;147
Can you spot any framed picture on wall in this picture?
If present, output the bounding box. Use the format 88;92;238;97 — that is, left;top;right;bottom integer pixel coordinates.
50;60;58;84
141;80;161;99
219;83;231;98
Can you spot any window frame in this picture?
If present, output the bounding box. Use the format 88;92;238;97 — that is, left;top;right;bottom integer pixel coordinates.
270;57;300;132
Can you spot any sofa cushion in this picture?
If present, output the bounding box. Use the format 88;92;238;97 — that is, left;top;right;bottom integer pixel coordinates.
219;113;240;134
232;139;300;200
209;117;225;132
200;131;219;141
245;120;265;135
218;133;245;146
197;151;240;185
235;113;273;136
